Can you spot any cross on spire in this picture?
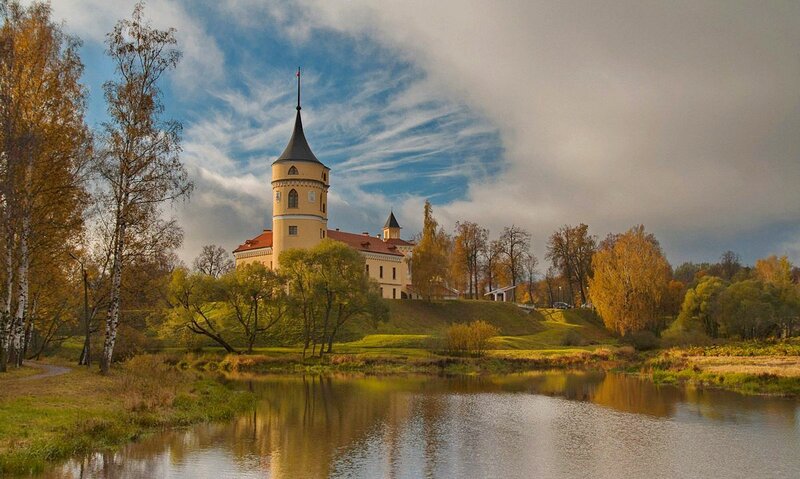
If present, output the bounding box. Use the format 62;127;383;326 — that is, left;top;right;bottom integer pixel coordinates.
296;67;301;111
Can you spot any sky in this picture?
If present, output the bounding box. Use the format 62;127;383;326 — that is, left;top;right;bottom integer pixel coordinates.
46;0;800;267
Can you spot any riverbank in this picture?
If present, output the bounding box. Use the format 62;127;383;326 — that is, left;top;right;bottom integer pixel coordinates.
178;345;630;375
0;356;254;476
638;341;800;396
4;339;800;475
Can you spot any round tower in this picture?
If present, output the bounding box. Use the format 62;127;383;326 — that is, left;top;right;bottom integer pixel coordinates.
271;70;330;269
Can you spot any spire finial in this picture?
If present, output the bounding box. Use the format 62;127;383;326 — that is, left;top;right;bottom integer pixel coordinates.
296;67;301;111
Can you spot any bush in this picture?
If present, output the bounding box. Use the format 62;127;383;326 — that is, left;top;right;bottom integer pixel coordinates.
560;329;585;346
661;320;712;347
623;330;660;351
445;320;499;356
119;354;183;412
112;325;151;361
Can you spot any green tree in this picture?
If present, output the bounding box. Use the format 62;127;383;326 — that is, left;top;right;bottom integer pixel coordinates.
675;276;727;338
165;268;237;353
713;280;778;339
281;240;384;358
219;263;287;353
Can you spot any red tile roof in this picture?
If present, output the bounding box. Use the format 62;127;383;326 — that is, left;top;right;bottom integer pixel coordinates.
327;230;405;256
384;238;415;247
233;230;273;253
233;229;407;257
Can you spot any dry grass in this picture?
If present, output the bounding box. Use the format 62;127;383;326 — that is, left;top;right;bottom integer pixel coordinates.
687;355;800;377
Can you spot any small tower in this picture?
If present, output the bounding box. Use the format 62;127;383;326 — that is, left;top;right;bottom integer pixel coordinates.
271;68;330;269
383;211;401;240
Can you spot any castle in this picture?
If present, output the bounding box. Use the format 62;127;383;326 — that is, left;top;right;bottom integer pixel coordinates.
233;75;415;299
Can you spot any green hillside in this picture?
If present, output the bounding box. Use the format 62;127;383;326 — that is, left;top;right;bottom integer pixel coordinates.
489;308;614;349
341;300;614;350
379;300;544;336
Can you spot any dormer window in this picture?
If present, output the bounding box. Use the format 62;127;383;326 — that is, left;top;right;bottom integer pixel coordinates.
288;166;298;175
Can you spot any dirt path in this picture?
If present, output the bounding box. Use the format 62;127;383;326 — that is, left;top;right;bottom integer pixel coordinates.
16;361;71;381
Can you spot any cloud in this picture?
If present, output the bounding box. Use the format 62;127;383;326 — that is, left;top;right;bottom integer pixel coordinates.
47;0;224;92
260;0;800;263
171;60;499;260
47;0;800;266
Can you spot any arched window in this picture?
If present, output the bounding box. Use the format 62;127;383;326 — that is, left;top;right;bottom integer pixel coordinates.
288;189;298;208
288;166;298;175
322;172;327;181
322;202;326;213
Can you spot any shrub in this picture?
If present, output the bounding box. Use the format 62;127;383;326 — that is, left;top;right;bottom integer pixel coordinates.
112;325;151;361
623;330;660;351
561;329;585;346
119;354;183;412
661;322;712;347
445;320;499;356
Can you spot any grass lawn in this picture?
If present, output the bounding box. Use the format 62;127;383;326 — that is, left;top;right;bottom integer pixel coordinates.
347;300;546;338
0;356;254;475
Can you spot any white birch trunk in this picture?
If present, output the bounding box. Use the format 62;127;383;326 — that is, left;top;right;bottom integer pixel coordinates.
0;224;12;372
101;221;125;374
11;211;29;367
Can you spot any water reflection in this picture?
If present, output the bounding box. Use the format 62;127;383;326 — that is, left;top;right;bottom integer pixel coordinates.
46;372;800;479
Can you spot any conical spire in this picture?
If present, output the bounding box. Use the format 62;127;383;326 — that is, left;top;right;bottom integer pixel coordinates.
275;68;321;163
384;211;401;229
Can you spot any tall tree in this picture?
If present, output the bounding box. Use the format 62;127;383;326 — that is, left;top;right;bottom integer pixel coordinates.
482;239;504;294
452;221;487;299
546;224;596;306
411;201;450;300
193;244;234;278
521;251;539;304
589;225;671;335
718;250;742;281
0;0;88;369
96;3;191;374
498;225;531;302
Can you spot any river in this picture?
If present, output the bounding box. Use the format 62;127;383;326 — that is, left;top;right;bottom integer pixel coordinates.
45;371;800;478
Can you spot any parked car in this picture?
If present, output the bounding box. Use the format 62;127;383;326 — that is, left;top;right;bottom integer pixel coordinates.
552;302;572;309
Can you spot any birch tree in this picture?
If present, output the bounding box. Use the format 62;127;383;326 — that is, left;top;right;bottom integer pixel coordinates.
96;3;191;374
0;0;88;369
